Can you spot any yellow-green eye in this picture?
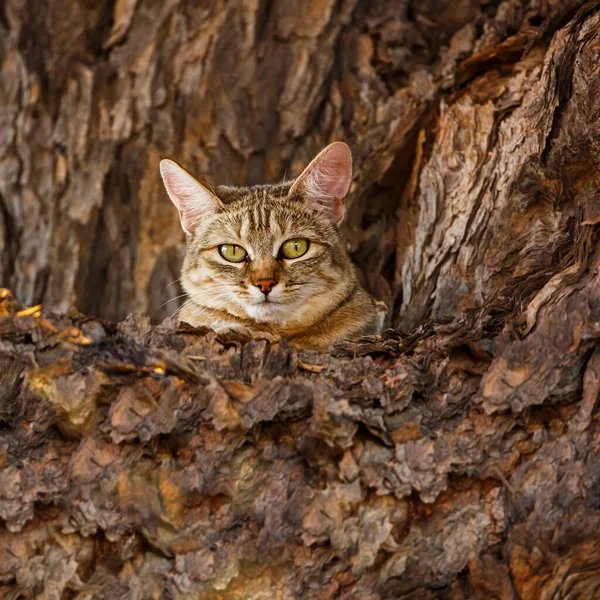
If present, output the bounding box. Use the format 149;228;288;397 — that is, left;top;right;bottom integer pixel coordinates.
219;244;247;263
280;238;309;259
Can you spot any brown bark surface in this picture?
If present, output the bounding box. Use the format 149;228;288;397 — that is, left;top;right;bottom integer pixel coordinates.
3;0;600;598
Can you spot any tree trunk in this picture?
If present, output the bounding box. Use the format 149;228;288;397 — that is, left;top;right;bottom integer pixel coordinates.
3;0;600;598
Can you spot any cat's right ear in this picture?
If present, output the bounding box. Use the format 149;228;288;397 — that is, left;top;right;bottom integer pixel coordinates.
160;159;222;234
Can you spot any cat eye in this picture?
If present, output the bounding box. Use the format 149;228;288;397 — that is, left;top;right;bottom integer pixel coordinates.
219;244;248;263
280;238;309;259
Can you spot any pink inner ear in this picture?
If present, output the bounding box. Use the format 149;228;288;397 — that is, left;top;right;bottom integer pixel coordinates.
305;143;353;201
160;159;221;234
290;142;352;225
161;171;188;211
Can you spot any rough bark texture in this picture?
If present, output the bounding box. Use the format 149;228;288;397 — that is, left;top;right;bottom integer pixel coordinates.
3;0;600;598
2;273;600;599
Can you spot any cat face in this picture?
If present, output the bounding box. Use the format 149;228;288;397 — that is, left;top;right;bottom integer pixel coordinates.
160;143;355;325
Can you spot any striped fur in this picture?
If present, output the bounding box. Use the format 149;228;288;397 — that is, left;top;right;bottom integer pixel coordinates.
162;143;378;352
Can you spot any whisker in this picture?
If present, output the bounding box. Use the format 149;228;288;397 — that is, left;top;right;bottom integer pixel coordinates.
164;276;183;289
171;282;266;326
173;289;239;320
160;293;188;308
171;299;191;319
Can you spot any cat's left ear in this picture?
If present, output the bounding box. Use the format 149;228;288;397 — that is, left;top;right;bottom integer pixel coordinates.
288;142;352;226
160;159;222;234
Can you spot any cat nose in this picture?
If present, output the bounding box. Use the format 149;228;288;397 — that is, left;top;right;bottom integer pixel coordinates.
255;279;277;295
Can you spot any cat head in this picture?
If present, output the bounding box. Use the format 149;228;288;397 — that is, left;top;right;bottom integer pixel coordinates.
160;142;355;325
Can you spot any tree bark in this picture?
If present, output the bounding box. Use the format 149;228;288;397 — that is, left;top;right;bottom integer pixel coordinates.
3;0;600;598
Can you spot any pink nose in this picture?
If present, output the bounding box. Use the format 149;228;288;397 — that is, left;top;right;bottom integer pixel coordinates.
255;279;277;295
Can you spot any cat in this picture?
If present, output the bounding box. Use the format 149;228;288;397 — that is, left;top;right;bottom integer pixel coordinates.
159;142;378;352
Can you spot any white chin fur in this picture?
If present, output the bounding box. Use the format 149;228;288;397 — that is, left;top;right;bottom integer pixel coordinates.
244;301;290;323
244;285;291;323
